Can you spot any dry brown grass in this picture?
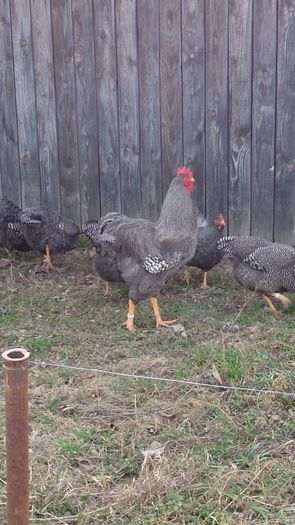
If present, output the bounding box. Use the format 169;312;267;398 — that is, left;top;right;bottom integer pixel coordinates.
0;248;294;524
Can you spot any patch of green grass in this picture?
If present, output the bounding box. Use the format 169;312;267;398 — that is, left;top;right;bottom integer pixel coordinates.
25;335;55;352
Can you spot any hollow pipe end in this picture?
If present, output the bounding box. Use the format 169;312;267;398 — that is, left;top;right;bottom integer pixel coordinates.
2;348;30;366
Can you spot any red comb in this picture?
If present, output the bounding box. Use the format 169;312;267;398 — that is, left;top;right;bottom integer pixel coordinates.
177;166;193;177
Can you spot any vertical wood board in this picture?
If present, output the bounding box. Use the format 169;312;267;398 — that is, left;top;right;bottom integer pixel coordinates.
205;0;229;226
160;0;183;196
182;0;205;212
275;0;295;243
94;0;121;215
31;0;60;210
0;0;21;205
51;0;80;223
10;0;41;208
137;0;162;221
251;0;277;240
116;0;141;217
72;0;100;224
228;0;252;235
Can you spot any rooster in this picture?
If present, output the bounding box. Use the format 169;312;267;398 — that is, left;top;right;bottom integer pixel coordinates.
84;167;197;330
183;213;225;289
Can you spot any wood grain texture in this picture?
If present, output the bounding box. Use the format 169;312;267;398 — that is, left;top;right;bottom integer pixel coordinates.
252;0;277;240
51;0;80;224
31;0;60;210
275;0;295;243
0;0;21;205
205;0;229;225
94;0;120;216
116;0;141;217
182;0;205;212
160;0;182;195
228;0;252;235
72;0;100;225
137;0;162;221
10;0;41;208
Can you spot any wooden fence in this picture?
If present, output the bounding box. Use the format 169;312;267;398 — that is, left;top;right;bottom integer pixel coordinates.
1;0;295;243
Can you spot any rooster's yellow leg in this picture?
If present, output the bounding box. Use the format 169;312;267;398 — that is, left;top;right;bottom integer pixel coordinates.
181;266;191;285
43;244;54;271
200;271;208;290
270;293;292;308
262;294;278;314
104;281;110;296
123;299;135;331
150;297;177;329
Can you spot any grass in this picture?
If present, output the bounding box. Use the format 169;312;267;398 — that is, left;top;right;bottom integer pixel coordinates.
0;250;294;524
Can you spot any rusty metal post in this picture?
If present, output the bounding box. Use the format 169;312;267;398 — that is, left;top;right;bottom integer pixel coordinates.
2;348;30;525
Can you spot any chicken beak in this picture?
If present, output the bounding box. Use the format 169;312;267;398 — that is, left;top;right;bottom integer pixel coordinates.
191;177;195;183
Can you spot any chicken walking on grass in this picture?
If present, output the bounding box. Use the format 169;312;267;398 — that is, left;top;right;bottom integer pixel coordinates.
218;235;295;313
18;207;81;270
183;213;225;289
84;167;198;330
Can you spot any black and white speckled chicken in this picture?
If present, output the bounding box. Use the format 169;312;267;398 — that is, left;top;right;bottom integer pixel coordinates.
84;167;198;330
0;198;30;253
217;235;295;313
18;207;81;270
84;220;125;295
184;213;225;289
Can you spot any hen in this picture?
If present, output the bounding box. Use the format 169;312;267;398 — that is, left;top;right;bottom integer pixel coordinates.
218;235;295;313
85;167;198;330
0;198;30;253
18;207;80;270
84;220;125;295
184;213;225;289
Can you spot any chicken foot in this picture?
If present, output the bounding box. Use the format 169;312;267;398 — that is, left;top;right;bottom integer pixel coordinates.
262;294;278;314
123;299;135;331
200;271;208;291
181;266;192;285
150;297;177;329
104;281;110;296
43;244;54;271
270;293;292;308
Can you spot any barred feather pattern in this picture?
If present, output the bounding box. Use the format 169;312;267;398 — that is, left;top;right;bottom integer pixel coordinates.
0;199;30;251
217;236;236;253
143;252;183;274
244;252;266;271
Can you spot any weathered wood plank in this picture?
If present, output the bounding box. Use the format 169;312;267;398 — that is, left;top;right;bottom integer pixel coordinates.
116;0;141;217
137;0;162;221
94;0;120;216
182;0;205;212
275;0;295;244
51;0;80;223
251;0;277;240
0;0;21;205
160;0;182;195
10;0;41;208
228;0;252;236
31;0;60;210
205;0;229;225
72;0;100;224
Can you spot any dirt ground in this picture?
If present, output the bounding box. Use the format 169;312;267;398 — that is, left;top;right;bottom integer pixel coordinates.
0;248;294;524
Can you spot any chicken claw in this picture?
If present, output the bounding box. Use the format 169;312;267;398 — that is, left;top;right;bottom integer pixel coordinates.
200;271;208;290
43;244;54;271
150;297;177;329
156;318;177;329
123;299;135;331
